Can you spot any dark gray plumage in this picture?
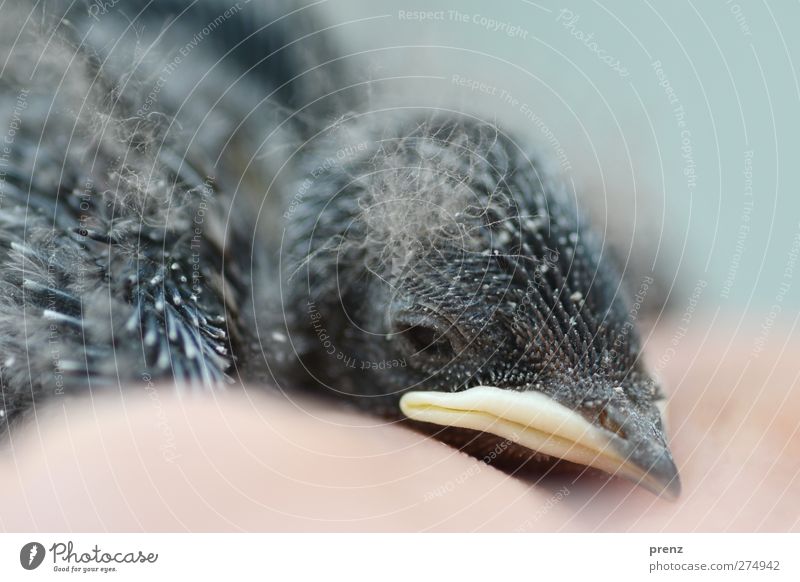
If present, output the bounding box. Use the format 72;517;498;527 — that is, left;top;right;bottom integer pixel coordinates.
0;0;679;496
273;117;680;496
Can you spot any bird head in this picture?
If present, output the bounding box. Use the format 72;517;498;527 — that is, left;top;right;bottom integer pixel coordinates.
279;114;680;498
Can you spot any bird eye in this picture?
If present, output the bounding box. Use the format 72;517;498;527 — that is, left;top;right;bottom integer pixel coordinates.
405;325;439;351
396;323;454;359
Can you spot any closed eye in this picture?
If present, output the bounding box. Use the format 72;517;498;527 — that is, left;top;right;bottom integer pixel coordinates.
401;324;454;358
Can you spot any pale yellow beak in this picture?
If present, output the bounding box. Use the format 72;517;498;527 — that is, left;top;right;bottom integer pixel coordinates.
400;385;680;498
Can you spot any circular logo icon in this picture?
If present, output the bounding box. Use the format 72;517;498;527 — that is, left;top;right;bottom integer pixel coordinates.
20;542;45;570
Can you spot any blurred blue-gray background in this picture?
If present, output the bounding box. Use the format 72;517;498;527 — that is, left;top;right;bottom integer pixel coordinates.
324;0;799;315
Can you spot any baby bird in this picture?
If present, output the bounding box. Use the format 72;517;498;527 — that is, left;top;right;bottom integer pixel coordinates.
275;117;681;498
0;0;679;497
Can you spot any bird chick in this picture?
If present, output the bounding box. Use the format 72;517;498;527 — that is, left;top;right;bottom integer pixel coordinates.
276;117;681;498
0;0;680;498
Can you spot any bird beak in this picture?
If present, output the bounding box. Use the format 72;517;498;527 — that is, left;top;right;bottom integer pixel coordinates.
400;385;681;499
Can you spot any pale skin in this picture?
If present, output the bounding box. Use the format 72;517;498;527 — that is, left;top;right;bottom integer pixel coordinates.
1;319;798;532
